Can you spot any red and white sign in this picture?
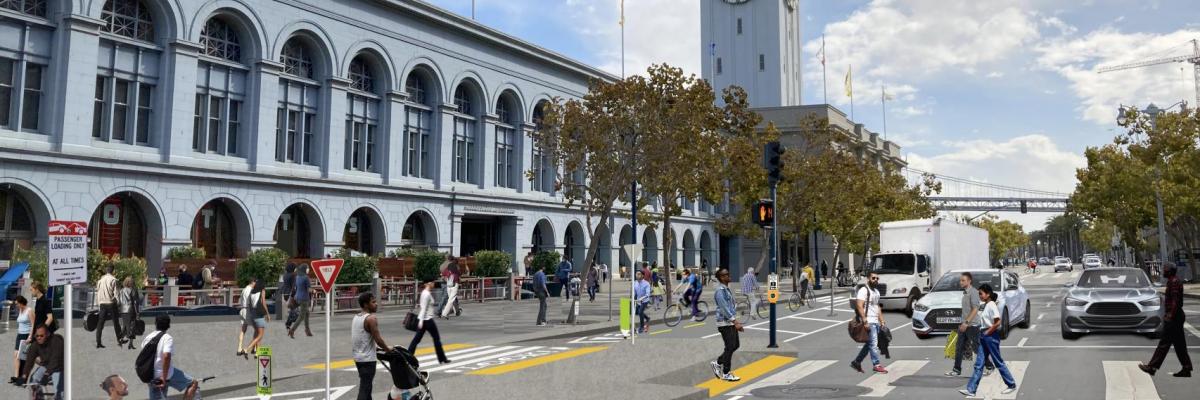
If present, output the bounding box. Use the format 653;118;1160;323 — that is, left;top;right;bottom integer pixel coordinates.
47;220;89;286
311;259;344;293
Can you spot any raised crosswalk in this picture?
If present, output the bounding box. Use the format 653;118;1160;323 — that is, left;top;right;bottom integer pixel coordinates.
337;344;605;376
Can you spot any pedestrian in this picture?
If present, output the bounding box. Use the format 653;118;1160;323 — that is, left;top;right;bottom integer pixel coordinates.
235;279;256;357
634;270;651;333
741;268;758;313
10;295;32;385
352;292;391;400
281;263;296;330
585;264;599;302
850;271;888;374
175;265;193;288
533;266;549;326
960;284;1018;397
602;263;609;282
193;261;214;305
30;282;55;334
410;279;452;364
1139;262;1192;377
95;264;123;349
711;268;742;382
100;374;129;400
820;260;828;280
651;276;665;310
441;259;461;318
557;254;573;300
524;251;535;276
118;277;141;350
143;315;200;400
240;278;270;359
22;324;64;399
946;272;993;376
289;264;314;338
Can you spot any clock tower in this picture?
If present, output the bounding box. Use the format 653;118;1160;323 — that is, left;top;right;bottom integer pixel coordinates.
701;0;802;107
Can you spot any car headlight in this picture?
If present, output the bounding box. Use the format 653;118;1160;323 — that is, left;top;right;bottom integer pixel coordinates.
913;303;929;312
1139;298;1161;307
892;287;907;295
1065;297;1088;307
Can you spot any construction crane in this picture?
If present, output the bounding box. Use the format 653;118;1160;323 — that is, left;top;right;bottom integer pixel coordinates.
1098;38;1200;107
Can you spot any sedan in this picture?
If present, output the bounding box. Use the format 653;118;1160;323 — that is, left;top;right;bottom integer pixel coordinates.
1054;257;1073;272
912;269;1031;339
1061;268;1162;339
1083;257;1102;269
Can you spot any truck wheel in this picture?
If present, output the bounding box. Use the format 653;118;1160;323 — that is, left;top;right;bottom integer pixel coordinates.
903;292;918;318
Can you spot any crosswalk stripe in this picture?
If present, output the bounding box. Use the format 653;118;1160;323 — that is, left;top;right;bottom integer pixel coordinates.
468;346;607;375
1185;322;1200;339
728;360;836;396
337;346;502;371
974;360;1028;400
423;346;533;373
695;355;796;397
308;344;474;370
1103;361;1161;400
858;360;927;397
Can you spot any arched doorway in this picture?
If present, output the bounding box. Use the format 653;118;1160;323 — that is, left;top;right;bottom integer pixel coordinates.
700;231;714;270
667;229;679;267
89;193;149;258
274;203;323;258
642;228;658;266
401;211;436;249
531;219;553;254
594;223;612;268
565;221;585;267
618;224;632;270
344;207;385;256
0;187;37;262
683;230;696;267
191;198;250;259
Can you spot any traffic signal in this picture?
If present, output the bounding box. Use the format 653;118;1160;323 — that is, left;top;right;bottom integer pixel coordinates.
1020;200;1028;214
763;141;784;183
752;200;775;227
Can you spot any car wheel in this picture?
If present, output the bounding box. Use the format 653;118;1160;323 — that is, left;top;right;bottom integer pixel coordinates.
1000;310;1011;339
1017;300;1031;329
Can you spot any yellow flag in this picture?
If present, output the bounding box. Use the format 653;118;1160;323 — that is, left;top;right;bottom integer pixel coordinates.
619;0;624;26
844;65;853;98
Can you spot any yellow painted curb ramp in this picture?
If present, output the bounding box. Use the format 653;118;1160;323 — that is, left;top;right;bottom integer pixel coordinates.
695;355;797;397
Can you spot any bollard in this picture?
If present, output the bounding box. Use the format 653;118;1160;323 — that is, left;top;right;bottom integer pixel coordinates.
165;283;179;307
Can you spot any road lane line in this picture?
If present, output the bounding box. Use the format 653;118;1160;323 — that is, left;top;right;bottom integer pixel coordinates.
695;355;797;397
891;322;912;331
728;360;836;395
1017;338;1028;347
1028;324;1036;331
685;322;707;328
1185;322;1200;339
468;346;607;375
744;326;806;335
975;360;1027;399
783;319;849;343
727;396;744;400
313;344;477;370
1103;361;1161;400
1037;313;1044;320
649;328;673;335
858;360;927;397
423;346;531;372
785;316;844;323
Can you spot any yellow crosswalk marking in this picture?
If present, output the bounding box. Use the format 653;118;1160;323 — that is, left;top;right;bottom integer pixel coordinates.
468;346;607;375
304;343;474;370
695;355;797;397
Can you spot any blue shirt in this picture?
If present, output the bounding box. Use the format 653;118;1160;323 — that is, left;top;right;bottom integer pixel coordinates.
557;260;573;280
634;280;652;304
533;270;547;288
294;275;311;301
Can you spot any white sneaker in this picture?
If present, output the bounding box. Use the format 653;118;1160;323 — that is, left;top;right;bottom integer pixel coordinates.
723;373;741;382
958;389;976;397
1001;386;1017;395
710;361;723;379
984;368;994;376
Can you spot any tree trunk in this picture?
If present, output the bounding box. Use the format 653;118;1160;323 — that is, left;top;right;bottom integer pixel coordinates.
662;215;675;305
581;208;612;274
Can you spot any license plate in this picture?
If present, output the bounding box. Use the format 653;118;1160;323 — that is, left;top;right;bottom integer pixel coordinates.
936;317;961;324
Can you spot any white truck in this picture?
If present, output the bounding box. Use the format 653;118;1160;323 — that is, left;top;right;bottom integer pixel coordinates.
868;218;989;315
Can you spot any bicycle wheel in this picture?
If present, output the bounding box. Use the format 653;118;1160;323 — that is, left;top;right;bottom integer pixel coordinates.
753;300;767;319
806;291;817;309
735;300;750;319
695;301;710;322
664;304;683;327
788;293;801;312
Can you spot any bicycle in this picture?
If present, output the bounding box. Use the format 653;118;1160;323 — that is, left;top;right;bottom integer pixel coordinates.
736;292;767;320
787;281;817;312
664;293;709;327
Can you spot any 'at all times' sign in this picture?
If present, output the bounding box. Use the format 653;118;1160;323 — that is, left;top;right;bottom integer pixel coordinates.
47;220;88;286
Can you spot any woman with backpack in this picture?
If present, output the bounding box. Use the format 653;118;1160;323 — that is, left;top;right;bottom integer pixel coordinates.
959;283;1018;397
118;277;141;350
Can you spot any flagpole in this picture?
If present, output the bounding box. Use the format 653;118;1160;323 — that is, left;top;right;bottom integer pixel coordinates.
849;65;855;120
881;85;887;140
821;35;827;105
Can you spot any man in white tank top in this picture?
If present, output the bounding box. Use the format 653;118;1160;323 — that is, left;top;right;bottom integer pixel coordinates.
352;292;391;400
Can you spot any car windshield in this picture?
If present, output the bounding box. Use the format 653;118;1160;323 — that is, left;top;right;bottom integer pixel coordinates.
1076;270;1150;288
931;272;1001;292
871;254;915;274
1055;257;1070;263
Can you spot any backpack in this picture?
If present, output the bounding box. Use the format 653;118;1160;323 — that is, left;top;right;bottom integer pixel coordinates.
135;332;165;383
192;271;205;289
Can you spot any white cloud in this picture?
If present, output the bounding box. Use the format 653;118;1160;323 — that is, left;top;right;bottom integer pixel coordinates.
986;71;1006;78
1034;28;1200;124
560;0;700;76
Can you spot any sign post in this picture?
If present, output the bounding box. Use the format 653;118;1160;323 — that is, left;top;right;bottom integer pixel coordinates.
311;258;344;400
48;220;88;400
256;346;273;396
621;244;642;344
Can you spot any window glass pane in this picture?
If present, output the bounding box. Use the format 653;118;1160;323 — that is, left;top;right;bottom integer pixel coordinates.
102;0;155;42
303;112;315;164
136;83;151;143
112;80;129;141
193;94;203;150
366;124;376;171
10;196;30;231
285;110;298;161
93;77;106;138
275;108;285;161
228;100;240;155
0;59;11;127
208;96;220;152
22;64;43;130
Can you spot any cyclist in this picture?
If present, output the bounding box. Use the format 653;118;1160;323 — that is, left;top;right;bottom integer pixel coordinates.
682;269;704;320
801;263;815;303
740;268;759;314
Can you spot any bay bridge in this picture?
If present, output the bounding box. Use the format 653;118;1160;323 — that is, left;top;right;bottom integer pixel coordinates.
902;167;1070;213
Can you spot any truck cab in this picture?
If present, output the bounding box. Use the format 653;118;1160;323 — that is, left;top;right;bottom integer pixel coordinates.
869;251;932;316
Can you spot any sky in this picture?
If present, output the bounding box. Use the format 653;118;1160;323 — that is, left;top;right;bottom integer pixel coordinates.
424;0;1200;231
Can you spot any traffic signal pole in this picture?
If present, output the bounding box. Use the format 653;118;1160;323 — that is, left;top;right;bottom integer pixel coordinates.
768;181;778;348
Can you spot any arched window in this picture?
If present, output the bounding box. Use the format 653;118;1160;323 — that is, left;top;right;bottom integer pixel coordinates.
345;55;380;172
193;16;247;157
101;0;154;42
404;73;433;179
94;0;159;146
452;84;477;183
275;37;321;165
531;102;554;193
0;0;46;17
494;95;519;189
0;189;35;262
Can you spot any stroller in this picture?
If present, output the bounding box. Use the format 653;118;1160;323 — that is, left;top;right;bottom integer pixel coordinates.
378;346;433;400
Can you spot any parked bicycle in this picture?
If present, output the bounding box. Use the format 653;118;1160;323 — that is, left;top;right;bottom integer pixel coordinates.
663;293;709;327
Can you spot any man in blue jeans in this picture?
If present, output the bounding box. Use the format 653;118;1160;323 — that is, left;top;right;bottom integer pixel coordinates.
634;270;651;333
850;272;889;374
143;315;199;400
23;325;64;399
557;255;573;300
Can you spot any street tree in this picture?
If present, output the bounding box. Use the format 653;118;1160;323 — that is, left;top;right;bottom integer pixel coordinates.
971;216;1028;264
712;89;780;276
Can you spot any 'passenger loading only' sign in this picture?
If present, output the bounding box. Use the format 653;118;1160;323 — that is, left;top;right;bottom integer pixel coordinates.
47;220;88;286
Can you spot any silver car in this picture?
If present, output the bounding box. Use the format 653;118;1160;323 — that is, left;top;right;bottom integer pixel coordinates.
1061;268;1163;339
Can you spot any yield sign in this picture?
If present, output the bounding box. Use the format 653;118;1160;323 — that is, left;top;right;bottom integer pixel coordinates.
311;258;344;293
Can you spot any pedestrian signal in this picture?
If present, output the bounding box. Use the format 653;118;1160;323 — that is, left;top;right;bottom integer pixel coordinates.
763;141;784;183
753;201;775;227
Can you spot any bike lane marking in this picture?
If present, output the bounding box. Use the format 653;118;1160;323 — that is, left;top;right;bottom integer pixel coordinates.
695;355;796;397
467;346;608;375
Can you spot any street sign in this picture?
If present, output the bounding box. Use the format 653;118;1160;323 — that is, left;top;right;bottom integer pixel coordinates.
47;220;88;286
311;258;344;293
257;346;273;395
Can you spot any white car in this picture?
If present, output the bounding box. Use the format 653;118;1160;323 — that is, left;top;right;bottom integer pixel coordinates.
911;269;1031;339
1054;257;1073;272
1083;257;1102;269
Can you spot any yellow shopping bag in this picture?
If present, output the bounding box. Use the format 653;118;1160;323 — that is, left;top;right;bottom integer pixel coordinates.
944;330;958;359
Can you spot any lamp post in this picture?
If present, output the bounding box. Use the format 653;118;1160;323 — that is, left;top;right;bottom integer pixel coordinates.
1116;102;1184;265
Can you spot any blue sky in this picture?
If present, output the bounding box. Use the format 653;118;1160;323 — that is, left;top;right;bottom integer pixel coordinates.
425;0;1200;230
